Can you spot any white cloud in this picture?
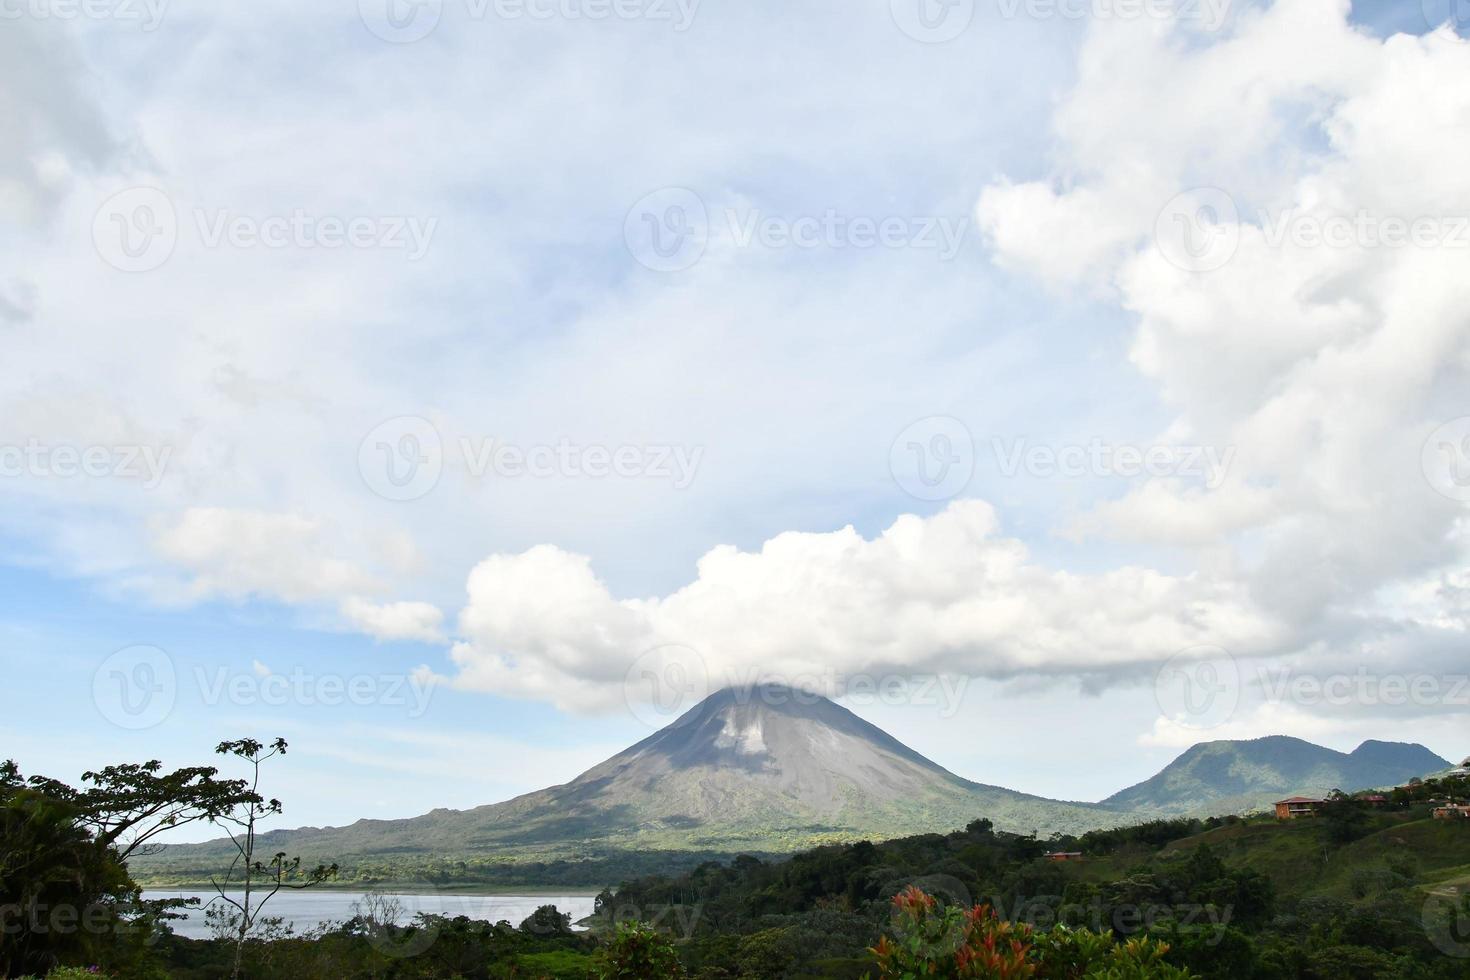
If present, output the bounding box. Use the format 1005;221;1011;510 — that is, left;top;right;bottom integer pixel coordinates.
447;0;1470;727
341;596;446;644
149;508;446;644
151;507;379;604
449;500;1284;711
975;0;1470;688
7;0;1470;771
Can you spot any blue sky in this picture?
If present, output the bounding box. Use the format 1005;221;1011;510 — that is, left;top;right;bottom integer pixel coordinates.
4;0;1470;839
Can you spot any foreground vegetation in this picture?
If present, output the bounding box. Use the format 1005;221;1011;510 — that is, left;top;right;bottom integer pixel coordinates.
6;743;1470;978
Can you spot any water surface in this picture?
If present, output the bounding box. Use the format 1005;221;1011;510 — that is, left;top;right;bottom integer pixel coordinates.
143;889;598;939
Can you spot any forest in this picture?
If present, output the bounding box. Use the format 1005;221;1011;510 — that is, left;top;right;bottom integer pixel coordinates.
5;741;1470;978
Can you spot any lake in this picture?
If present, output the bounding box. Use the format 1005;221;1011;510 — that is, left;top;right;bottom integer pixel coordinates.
142;889;599;939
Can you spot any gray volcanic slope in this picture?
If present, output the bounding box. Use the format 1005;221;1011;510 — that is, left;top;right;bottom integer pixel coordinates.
148;686;1129;870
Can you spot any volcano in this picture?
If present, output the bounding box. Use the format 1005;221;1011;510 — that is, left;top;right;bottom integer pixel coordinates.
143;685;1122;877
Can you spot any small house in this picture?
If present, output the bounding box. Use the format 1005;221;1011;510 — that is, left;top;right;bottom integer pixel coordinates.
1433;804;1470;820
1044;851;1084;862
1275;797;1324;819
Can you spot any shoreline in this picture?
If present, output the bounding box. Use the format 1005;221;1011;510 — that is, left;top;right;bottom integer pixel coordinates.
139;884;606;897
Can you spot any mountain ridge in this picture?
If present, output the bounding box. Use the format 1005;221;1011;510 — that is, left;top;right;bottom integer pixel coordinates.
1102;734;1450;815
136;688;1452;879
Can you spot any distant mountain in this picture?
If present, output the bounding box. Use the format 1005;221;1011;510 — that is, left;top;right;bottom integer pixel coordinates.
143;686;1126;878
136;695;1452;885
1102;736;1450;815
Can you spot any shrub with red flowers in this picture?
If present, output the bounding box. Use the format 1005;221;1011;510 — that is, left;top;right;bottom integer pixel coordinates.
870;885;1036;979
869;888;1199;980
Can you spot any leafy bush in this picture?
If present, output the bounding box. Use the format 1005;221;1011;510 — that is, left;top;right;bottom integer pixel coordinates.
869;887;1200;979
591;921;684;979
870;885;1035;978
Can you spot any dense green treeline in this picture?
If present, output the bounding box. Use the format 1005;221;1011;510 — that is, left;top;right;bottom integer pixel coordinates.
7;745;1470;978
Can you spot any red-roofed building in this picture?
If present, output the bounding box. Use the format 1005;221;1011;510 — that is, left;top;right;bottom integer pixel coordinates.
1044;851;1084;862
1275;797;1325;819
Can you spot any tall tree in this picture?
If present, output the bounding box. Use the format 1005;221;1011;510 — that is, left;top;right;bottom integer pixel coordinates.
207;738;337;980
